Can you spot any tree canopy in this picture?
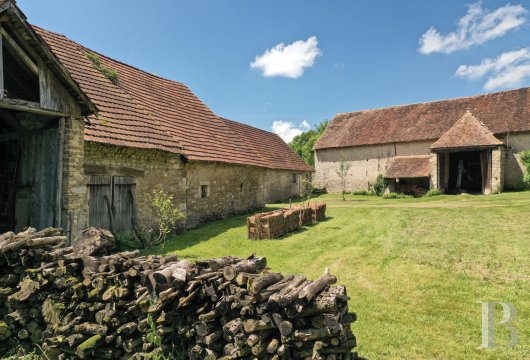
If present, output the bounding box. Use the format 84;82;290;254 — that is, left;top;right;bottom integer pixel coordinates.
289;120;329;166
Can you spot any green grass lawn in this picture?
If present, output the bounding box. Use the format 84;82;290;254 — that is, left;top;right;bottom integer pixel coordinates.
153;192;530;359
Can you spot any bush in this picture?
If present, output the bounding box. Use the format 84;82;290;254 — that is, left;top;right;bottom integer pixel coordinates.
521;150;530;187
383;192;413;199
424;189;441;197
352;189;375;196
373;174;389;196
123;190;185;249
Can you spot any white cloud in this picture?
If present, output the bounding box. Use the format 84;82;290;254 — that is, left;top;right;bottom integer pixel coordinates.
251;36;321;78
456;48;530;90
272;120;312;142
419;2;527;54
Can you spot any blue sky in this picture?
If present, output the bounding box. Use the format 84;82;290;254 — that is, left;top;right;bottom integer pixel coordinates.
19;0;530;141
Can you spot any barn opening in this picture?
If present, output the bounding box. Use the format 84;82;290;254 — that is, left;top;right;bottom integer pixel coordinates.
0;109;61;232
437;150;491;195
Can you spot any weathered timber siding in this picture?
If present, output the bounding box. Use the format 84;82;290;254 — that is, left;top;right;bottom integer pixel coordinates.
15;120;59;231
314;140;432;192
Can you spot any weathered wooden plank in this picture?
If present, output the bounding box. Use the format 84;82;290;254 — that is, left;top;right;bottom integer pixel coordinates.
83;164;144;177
0;98;71;117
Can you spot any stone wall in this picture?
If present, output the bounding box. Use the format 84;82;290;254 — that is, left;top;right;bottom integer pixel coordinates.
61;116;89;240
83;144;310;230
497;132;530;188
314;140;432;192
184;162;263;228
83;142;185;230
261;169;307;203
184;162;310;228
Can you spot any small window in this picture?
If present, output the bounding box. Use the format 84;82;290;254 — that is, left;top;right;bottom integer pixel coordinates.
200;184;209;198
292;174;298;184
239;183;243;193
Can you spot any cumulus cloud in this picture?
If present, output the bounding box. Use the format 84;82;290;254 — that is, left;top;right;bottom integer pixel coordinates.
272;120;311;142
456;48;530;90
251;37;321;78
419;2;527;54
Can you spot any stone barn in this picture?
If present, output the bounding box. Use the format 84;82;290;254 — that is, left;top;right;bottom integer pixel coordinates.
314;87;530;195
0;0;311;237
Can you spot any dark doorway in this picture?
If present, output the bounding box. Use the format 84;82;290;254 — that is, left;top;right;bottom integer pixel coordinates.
447;151;483;194
0;141;19;232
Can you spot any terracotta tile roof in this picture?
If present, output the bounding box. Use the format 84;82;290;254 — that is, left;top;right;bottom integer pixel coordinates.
222;118;312;172
33;26;288;169
431;111;503;150
384;155;431;179
315;87;530;150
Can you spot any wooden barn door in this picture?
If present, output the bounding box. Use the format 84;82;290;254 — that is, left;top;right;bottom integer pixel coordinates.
112;176;136;233
88;175;137;234
88;175;112;231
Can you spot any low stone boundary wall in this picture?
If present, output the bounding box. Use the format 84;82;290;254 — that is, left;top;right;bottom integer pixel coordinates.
0;226;356;359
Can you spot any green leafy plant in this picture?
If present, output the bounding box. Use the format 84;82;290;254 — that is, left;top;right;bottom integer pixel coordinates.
352;189;375;196
150;190;184;241
146;312;162;348
336;161;351;201
373;174;389;196
383;192;413;199
129;190;185;249
521;150;530;187
424;189;441;197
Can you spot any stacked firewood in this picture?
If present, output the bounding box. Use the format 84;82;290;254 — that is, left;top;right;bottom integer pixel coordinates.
0;227;356;359
247;203;326;240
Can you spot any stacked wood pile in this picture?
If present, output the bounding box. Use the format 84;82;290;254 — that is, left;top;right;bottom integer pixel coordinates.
0;226;356;359
247;203;325;240
309;203;326;222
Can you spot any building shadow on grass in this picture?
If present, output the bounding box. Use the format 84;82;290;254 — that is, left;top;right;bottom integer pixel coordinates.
151;208;333;254
150;206;278;254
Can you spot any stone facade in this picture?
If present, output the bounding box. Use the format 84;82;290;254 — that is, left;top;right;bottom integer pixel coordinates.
61;116;89;239
184;162;308;228
497;132;530;189
314;140;431;192
83;142;186;230
82;144;310;231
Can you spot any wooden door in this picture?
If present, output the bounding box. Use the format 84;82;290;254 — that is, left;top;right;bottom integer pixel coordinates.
88;175;136;234
88;175;112;230
112;176;136;233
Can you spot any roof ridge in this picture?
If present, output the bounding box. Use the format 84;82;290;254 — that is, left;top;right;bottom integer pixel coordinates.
334;87;530;119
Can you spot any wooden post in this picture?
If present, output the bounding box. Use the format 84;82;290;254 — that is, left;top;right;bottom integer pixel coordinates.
55;117;65;228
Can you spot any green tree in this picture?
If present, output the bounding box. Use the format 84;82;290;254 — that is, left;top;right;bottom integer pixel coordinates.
289;120;330;166
336;161;351;201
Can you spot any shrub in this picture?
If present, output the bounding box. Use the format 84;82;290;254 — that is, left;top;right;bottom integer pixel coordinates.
521;150;530;187
125;190;185;249
373;174;389;196
352;189;375;196
383;192;413;199
424;189;441;197
148;189;185;244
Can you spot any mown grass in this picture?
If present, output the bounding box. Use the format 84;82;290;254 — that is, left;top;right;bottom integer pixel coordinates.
154;192;530;359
